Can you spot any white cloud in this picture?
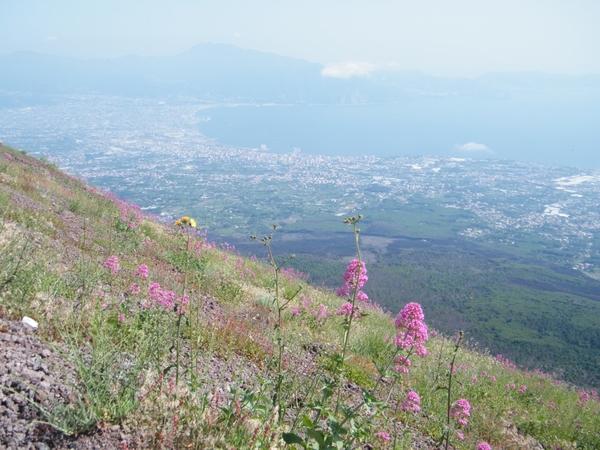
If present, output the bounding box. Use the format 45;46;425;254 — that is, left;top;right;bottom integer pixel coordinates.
321;61;377;79
234;32;242;38
454;142;493;154
42;36;58;41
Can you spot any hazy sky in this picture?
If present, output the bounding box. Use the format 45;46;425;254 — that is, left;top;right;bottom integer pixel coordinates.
3;0;600;77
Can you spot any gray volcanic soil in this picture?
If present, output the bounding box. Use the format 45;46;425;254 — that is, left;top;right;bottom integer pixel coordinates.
0;317;127;449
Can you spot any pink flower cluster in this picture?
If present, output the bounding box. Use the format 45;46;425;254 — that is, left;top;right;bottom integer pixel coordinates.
336;259;368;302
130;283;141;295
149;282;175;308
220;242;237;253
579;391;590;404
313;304;332;325
135;264;149;278
291;295;333;326
104;255;120;275
393;302;428;356
111;194;144;226
477;443;491;450
280;267;309;281
402;390;421;412
375;431;391;441
394;355;411;374
336;301;363;319
496;354;517;371
450;398;471;426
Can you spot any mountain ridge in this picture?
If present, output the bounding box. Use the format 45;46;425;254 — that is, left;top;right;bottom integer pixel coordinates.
2;44;600;105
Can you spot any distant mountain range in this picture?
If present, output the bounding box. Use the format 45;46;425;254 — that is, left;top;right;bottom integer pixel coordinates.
1;43;600;106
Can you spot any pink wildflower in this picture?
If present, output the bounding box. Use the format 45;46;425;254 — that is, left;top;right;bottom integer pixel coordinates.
162;291;175;308
129;221;136;230
130;283;141;295
337;302;362;319
343;259;368;289
118;314;126;323
473;377;478;383
356;290;369;302
375;431;391;441
393;302;428;356
175;295;189;313
104;255;120;275
401;390;421;413
519;385;527;393
394;355;411;374
456;431;464;441
135;264;148;278
396;302;425;323
148;282;176;309
311;304;332;326
450;398;471;427
477;443;491;450
490;376;497;381
337;259;369;301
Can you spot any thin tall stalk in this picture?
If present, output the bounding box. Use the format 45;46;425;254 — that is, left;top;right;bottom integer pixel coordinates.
444;331;464;450
334;215;363;414
174;234;188;385
174;217;194;385
251;225;299;425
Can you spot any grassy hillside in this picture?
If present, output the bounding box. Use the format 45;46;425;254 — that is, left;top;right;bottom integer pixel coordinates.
232;230;600;389
1;143;599;449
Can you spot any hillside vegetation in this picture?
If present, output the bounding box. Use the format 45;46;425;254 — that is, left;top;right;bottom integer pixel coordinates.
1;143;599;449
278;240;600;389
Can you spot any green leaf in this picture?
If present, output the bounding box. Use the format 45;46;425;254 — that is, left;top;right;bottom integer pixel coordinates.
302;415;315;428
328;418;347;436
162;364;176;375
283;432;306;446
305;429;326;447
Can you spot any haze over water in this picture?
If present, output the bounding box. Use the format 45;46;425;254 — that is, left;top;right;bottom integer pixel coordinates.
196;96;600;170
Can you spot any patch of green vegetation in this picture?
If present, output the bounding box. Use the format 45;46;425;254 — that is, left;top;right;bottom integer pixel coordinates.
318;354;376;389
368;255;600;388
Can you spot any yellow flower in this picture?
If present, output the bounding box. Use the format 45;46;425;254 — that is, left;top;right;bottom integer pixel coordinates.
189;219;197;228
182;216;190;224
174;219;182;227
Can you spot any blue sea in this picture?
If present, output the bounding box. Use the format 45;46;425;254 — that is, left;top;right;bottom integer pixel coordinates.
196;95;600;169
